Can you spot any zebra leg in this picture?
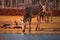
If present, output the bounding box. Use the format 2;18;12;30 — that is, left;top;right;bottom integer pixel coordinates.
29;18;31;32
23;21;26;32
46;14;49;23
51;13;52;22
36;16;40;31
44;14;47;23
39;15;41;23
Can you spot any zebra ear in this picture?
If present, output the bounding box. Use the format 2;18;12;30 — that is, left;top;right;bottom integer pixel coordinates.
39;0;46;6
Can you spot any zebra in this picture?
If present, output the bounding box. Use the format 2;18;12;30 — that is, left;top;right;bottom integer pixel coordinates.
40;0;55;23
22;0;44;32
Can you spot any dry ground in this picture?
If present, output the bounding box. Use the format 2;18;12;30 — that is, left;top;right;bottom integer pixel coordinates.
0;16;60;34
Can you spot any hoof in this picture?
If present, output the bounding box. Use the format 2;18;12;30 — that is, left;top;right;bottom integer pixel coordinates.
36;29;38;31
36;29;40;31
29;29;31;32
23;30;25;32
36;28;38;31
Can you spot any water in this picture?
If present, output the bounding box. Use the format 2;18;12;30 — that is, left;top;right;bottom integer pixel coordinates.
0;34;60;40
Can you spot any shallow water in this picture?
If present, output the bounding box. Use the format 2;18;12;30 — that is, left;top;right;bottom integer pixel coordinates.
0;34;60;40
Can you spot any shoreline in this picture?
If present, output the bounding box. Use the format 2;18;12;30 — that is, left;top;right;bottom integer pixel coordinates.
0;27;60;34
0;16;60;34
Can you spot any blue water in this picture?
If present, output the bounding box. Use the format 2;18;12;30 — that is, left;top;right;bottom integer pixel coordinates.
0;34;60;40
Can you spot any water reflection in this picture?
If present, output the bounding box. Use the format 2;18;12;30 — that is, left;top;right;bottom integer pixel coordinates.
0;34;60;40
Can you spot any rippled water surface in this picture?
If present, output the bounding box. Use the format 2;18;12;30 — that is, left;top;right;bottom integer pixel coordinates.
0;34;60;40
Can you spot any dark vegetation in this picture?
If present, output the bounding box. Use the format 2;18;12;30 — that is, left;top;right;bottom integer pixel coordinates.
0;8;60;16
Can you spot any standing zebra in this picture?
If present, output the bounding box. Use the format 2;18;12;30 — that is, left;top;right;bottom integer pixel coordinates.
22;0;43;32
40;0;55;23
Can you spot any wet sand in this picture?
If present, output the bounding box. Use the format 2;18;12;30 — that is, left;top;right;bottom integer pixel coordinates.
0;27;60;34
0;22;60;34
